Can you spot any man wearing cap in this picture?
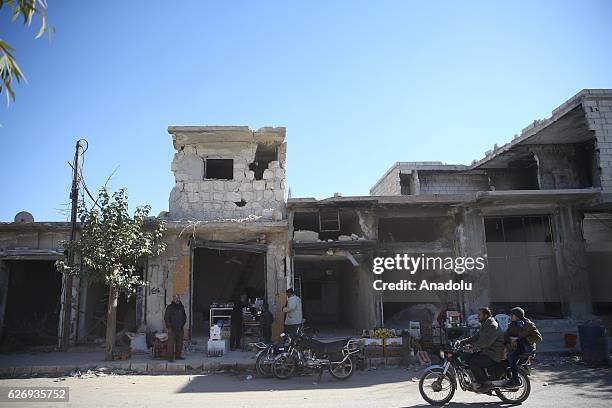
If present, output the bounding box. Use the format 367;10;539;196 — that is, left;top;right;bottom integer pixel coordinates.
504;307;542;387
282;288;303;339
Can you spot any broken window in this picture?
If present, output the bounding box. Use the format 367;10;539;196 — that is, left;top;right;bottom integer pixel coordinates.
294;212;319;231
204;159;233;180
293;209;364;241
400;173;413;195
319;209;341;232
575;140;597;188
249;144;278;180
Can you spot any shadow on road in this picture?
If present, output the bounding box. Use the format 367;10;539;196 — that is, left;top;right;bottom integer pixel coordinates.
534;364;612;400
404;404;515;408
178;369;414;394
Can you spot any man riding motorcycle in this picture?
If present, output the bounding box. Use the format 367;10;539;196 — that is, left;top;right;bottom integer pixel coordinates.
456;307;505;392
505;307;542;387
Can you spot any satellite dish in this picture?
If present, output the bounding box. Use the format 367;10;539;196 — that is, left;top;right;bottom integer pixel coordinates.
15;211;34;223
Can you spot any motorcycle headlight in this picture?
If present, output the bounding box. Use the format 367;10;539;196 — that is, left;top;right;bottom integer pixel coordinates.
439;350;445;359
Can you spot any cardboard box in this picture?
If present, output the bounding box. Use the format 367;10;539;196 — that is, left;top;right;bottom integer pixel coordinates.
207;339;227;357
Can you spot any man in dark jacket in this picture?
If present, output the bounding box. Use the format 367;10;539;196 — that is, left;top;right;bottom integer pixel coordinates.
164;294;187;362
230;294;246;351
458;307;505;391
505;307;542;387
259;302;274;343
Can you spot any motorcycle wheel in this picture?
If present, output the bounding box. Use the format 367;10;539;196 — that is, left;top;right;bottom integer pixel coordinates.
495;370;531;404
272;353;296;380
419;368;456;406
328;356;355;380
256;350;274;378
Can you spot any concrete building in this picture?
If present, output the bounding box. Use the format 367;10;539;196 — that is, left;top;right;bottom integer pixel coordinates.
1;90;611;349
288;89;612;331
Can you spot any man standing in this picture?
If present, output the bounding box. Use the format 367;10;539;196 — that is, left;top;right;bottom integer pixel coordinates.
259;302;274;343
505;307;542;387
164;294;186;362
230;294;246;351
282;288;303;338
457;307;505;392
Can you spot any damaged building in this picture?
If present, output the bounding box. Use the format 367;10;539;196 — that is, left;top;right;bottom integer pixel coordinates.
288;89;612;330
1;89;612;348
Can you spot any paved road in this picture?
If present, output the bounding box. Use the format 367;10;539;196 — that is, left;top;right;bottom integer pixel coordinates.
0;365;610;407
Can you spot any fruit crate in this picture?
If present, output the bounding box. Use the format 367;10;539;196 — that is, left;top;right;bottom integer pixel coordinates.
383;345;403;357
364;345;384;358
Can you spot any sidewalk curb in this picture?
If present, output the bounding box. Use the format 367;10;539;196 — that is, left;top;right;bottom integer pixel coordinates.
0;360;257;379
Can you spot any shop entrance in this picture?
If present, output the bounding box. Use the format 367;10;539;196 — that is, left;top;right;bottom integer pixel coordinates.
485;215;562;318
1;260;62;350
294;256;362;336
191;248;265;335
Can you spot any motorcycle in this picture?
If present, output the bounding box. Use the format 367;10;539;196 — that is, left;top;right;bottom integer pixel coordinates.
252;325;314;377
252;340;288;378
271;330;363;381
419;341;534;405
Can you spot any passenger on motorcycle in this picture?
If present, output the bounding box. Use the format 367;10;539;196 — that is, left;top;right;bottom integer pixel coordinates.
504;307;542;388
456;307;505;392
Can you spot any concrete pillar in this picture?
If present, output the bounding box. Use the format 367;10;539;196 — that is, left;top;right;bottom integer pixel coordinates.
145;257;168;333
552;205;592;318
455;207;490;316
265;237;287;311
356;252;378;329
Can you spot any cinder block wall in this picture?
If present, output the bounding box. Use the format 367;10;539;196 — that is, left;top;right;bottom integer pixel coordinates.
168;129;286;221
584;93;612;193
419;172;489;194
370;166;401;196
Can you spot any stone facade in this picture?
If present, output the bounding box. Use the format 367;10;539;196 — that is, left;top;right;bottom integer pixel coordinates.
167;126;286;222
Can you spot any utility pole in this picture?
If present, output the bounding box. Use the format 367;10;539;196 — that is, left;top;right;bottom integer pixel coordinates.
61;140;82;351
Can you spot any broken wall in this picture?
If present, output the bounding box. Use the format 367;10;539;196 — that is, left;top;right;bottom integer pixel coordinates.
418;171;490;195
370;166;402;196
530;144;595;189
583;94;612;194
168;127;286;221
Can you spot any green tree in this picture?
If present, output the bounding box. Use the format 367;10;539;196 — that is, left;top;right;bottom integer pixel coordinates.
0;0;50;104
56;188;166;360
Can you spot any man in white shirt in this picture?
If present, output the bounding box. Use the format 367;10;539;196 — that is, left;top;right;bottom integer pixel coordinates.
282;288;303;338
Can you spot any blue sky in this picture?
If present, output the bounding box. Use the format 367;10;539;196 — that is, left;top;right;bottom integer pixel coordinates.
1;0;611;221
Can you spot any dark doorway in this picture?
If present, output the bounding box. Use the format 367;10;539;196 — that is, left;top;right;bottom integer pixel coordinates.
294;257;362;333
82;282;138;342
192;248;265;335
484;215;562;318
1;260;62;349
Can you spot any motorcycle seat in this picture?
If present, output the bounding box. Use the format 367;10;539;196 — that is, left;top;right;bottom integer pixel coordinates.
305;338;349;354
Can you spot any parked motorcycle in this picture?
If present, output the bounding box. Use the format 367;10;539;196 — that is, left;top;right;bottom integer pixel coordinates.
271;330;362;381
252;341;288;378
252;325;313;377
418;341;534;405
